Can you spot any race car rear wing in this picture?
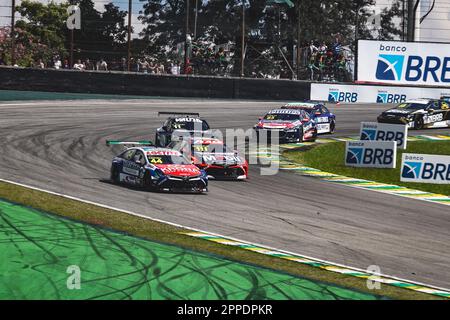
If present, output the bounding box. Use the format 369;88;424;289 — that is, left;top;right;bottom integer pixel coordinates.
157;111;200;117
106;140;154;147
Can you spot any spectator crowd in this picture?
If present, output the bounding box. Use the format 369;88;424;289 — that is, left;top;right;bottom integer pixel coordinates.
1;54;183;75
302;38;354;82
1;37;354;82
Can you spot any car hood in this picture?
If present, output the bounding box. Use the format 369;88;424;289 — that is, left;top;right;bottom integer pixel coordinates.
156;164;201;177
194;152;243;165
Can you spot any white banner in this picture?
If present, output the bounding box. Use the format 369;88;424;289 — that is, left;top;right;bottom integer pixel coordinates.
310;83;450;104
357;40;450;87
360;122;408;149
345;140;397;168
401;153;450;184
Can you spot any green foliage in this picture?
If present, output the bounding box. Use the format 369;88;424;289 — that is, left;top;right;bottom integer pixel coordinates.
12;0;69;65
138;0;396;76
68;0;129;62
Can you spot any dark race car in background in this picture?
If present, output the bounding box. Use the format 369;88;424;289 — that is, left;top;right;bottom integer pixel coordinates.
169;137;248;180
377;99;450;129
107;141;208;193
281;101;336;134
155;112;212;147
254;108;317;143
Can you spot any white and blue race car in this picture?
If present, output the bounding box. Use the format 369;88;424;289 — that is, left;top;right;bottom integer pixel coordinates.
281;102;336;134
107;141;208;193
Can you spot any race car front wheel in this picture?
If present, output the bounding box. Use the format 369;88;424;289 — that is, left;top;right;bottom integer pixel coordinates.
110;166;120;184
298;127;304;142
414;116;424;130
329;120;336;134
143;171;157;192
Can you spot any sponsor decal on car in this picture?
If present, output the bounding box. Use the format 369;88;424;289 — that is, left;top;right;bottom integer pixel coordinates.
123;162;140;176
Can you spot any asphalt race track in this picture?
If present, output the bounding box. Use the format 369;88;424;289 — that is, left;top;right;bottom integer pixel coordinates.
0;98;449;289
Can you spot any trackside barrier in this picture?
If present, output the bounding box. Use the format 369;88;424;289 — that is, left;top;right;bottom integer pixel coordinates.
0;67;310;101
401;153;450;184
345;140;397;169
360;122;408;149
311;83;450;103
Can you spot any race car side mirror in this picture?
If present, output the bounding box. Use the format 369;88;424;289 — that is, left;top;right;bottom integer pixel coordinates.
428;109;434;113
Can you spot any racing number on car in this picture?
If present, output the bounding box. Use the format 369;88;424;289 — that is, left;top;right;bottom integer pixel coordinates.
266;115;276;120
194;146;208;152
149;157;163;164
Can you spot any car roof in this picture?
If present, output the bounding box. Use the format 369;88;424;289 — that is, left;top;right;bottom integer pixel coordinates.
283;102;320;108
191;138;223;145
268;108;304;115
403;99;433;104
171;115;203;120
145;148;182;156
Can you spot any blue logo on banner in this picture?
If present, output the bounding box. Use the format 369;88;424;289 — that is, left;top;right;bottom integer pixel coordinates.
376;93;387;103
376;54;405;81
346;148;363;164
328;90;358;103
401;161;422;179
328;91;339;102
377;93;407;104
361;129;376;140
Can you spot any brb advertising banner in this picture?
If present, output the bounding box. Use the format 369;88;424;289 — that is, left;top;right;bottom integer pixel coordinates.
357;40;450;87
345;140;397;169
310;83;450;103
360;122;408;149
401;153;450;184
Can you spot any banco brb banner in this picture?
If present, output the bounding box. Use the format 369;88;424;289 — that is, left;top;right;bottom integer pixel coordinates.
357;40;450;87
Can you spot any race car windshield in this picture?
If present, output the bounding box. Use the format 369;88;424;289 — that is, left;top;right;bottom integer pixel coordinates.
396;103;428;110
172;120;210;131
264;114;301;121
147;155;191;165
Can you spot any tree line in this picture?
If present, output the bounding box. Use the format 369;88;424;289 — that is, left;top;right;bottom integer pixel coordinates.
0;0;405;78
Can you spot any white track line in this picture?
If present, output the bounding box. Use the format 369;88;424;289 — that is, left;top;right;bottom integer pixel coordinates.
1;177;449;293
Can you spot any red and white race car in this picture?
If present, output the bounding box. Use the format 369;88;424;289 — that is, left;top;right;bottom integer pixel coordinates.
168;137;248;180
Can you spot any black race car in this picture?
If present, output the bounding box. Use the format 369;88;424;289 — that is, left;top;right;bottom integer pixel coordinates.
155;112;212;147
441;95;450;103
377;98;450;129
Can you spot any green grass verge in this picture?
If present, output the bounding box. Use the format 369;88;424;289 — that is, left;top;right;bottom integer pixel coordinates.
0;180;444;300
284;141;450;196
